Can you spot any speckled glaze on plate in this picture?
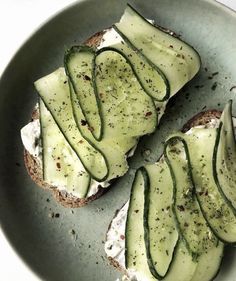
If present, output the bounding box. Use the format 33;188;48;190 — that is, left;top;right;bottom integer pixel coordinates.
0;0;235;280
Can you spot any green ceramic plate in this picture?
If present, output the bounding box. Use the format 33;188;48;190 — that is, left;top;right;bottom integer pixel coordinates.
0;0;235;280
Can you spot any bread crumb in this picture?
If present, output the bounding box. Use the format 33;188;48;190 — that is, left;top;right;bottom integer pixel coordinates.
48;212;54;218
69;229;77;241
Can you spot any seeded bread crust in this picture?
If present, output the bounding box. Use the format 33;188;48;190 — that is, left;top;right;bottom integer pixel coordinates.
106;109;222;277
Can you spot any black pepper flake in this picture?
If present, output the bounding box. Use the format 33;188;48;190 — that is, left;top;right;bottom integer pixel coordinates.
81;119;87;126
83;75;91;81
145;111;152;117
177;205;185;212
55;213;60;218
211;82;218;91
195;85;204;89
56;162;61;169
134;210;139;213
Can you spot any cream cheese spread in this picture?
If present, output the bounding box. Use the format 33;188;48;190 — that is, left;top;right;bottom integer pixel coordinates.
98;28;123;49
98;19;154;50
21;119;42;163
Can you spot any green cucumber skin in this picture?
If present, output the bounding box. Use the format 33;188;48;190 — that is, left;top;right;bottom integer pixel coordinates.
213;122;236;216
164;138;194;259
213;100;236;215
35;69;108;182
66;45;160;141
143;166;179;280
164;136;218;258
165;133;236;245
142;166;161;279
39;97;46;181
124;3;201;66
109;31;170;102
163;137;194;258
64;45;103;141
39;98;91;198
125;168;146;269
93;46;158;133
39;95;107;181
114;4;201;97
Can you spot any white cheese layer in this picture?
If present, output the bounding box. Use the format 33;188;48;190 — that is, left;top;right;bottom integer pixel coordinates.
98;28;123;49
105;117;236;281
21;119;42;163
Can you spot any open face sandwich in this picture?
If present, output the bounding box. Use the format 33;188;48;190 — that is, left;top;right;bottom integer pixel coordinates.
21;4;200;207
105;101;236;281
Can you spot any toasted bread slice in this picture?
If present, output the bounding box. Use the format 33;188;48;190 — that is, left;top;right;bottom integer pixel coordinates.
23;31;110;208
106;109;222;277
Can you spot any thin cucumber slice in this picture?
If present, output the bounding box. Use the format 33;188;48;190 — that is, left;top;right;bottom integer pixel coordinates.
214;100;236;210
144;161;178;278
182;127;236;243
70;83;138;154
70;85;134;181
94;48;157;139
65;46;102;140
102;39;170;101
164;137;218;257
190;242;224;281
35;67;108;181
125;169;157;281
114;4;201;96
39;99;91;198
126;168;197;281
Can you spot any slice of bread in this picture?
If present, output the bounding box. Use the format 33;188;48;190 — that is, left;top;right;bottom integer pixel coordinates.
22;25;184;208
106;109;222;278
23;32;109;208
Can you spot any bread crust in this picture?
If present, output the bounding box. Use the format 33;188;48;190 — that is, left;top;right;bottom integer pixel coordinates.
23;129;108;208
106;109;222;277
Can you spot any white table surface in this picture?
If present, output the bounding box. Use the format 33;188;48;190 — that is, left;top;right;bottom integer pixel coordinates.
0;0;235;280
